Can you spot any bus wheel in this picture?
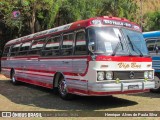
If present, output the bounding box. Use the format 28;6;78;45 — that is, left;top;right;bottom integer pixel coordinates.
11;71;19;85
58;77;74;100
150;76;160;92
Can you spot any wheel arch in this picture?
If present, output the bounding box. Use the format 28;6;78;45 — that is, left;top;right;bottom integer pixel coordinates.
53;72;65;88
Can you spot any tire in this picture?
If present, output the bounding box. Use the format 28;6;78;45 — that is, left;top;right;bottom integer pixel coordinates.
150;76;160;92
58;76;74;100
10;70;19;85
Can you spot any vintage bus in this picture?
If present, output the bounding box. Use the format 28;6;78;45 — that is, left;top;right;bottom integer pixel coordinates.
143;31;160;92
1;16;155;100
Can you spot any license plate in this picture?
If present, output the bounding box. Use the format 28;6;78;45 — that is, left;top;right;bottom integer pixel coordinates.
128;85;139;90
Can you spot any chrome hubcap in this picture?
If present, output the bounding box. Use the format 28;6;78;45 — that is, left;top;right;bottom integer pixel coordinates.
12;74;16;83
59;79;67;95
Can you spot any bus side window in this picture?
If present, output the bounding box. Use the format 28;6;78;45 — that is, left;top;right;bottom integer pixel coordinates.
88;29;96;43
146;39;156;52
74;31;87;55
18;42;31;56
2;46;10;57
29;38;45;55
155;39;160;51
10;44;21;56
61;33;74;56
42;36;60;56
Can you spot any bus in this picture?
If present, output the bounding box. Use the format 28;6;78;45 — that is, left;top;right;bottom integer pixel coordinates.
1;16;155;100
143;31;160;92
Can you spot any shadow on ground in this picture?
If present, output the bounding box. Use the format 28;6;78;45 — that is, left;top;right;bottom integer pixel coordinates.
128;91;160;98
0;79;138;110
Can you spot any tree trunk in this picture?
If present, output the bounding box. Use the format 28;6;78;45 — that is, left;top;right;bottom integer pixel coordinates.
30;2;36;34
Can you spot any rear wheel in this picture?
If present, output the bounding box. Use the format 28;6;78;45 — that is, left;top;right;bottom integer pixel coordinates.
58;77;74;100
150;76;160;92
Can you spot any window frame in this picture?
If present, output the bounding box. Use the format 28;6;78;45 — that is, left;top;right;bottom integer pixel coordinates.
28;38;46;55
60;32;74;56
41;35;61;57
2;46;11;57
18;42;32;56
146;38;159;52
74;29;88;55
10;43;21;56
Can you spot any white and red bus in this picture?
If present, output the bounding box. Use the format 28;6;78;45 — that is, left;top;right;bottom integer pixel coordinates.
1;16;155;100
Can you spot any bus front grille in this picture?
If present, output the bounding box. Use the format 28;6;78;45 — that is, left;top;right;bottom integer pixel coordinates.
113;71;144;80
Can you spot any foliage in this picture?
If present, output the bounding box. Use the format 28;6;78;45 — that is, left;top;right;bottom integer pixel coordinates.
1;0;157;52
54;0;102;26
143;11;160;31
98;0;139;22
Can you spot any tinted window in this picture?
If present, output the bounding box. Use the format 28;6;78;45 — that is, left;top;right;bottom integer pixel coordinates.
146;39;156;51
155;39;160;51
19;42;31;55
75;31;87;55
42;36;61;56
2;46;10;57
61;33;74;56
45;36;60;50
10;44;21;56
29;39;45;55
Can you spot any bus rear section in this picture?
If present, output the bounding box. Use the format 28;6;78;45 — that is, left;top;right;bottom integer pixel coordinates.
1;16;155;100
143;31;160;92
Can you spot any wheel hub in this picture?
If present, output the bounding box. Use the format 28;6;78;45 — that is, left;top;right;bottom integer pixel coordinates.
59;80;67;95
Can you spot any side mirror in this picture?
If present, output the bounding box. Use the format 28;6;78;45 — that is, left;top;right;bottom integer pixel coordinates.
88;42;95;53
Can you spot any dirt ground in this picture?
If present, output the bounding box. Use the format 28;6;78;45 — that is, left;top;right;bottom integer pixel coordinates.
0;74;160;120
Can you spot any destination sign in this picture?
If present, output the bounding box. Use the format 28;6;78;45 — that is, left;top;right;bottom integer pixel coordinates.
103;20;132;28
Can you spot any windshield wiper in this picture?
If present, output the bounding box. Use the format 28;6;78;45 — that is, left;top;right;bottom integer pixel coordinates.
127;35;143;57
112;35;123;56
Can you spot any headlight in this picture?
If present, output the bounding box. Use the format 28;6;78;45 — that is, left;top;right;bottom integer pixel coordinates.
97;72;105;81
144;71;149;78
106;71;113;80
148;71;153;79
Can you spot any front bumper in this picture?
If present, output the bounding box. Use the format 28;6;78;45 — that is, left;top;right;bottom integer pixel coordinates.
88;81;155;95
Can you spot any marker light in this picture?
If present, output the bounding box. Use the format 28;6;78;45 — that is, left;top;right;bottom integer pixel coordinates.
92;20;101;25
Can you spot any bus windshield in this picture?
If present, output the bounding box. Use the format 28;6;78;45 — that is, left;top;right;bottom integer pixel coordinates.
88;27;149;56
122;28;148;56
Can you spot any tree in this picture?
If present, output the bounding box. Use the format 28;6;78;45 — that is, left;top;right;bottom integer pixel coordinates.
98;0;139;22
0;0;22;37
19;0;58;33
54;0;102;26
143;11;160;31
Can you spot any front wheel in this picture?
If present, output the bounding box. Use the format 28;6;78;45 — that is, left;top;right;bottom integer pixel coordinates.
150;76;160;92
58;77;74;100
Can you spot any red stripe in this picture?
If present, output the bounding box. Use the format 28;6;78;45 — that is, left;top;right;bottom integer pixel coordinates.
2;67;87;77
68;88;88;95
96;56;151;62
17;71;54;77
16;77;53;89
66;78;87;82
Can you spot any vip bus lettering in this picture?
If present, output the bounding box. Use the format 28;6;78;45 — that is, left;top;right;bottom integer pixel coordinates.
131;63;141;68
118;63;141;69
118;63;130;69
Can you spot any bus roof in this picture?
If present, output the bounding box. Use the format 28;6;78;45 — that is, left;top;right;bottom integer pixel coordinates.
5;16;141;46
143;31;160;38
